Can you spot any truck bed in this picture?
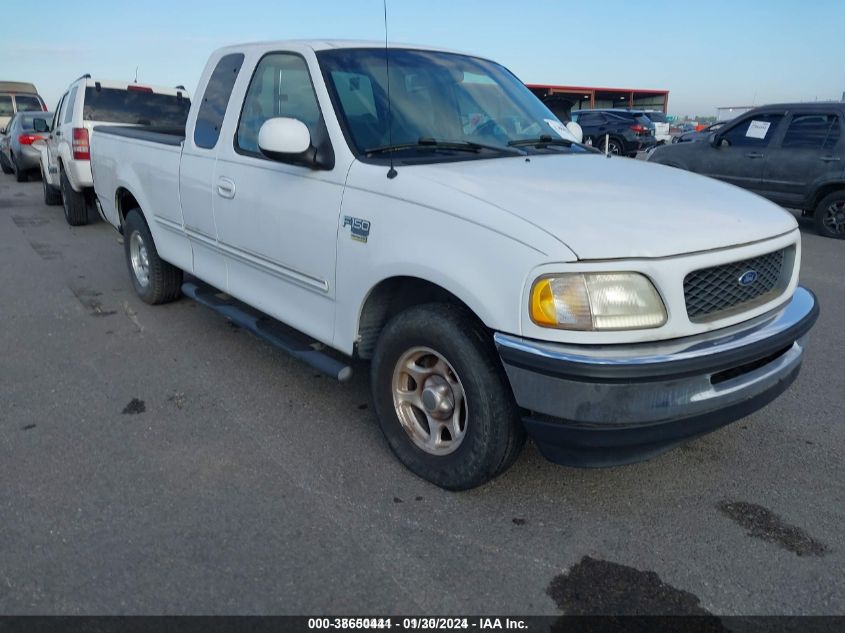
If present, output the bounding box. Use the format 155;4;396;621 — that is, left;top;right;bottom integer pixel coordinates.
92;125;185;146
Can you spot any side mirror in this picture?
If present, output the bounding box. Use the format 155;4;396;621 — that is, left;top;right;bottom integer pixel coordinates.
258;117;311;159
565;121;584;144
33;118;49;133
709;132;722;147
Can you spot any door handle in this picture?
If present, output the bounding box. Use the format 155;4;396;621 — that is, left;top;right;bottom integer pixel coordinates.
746;152;764;159
216;177;236;199
55;131;62;137
820;156;841;162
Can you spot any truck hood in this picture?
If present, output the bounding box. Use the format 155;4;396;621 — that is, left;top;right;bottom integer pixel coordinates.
409;153;797;260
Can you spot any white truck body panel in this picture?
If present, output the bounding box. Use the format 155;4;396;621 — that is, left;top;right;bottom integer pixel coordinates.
91;40;803;353
89;39;819;484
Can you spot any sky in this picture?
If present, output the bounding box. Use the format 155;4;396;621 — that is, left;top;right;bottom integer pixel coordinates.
1;0;842;118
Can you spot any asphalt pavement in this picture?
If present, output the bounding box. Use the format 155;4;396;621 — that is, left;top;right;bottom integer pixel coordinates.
1;176;843;615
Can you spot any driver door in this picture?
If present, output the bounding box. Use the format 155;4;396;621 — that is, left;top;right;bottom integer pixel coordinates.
690;112;785;195
43;93;67;184
212;51;345;345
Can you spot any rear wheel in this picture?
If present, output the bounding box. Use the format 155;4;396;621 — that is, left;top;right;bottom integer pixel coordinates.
60;167;88;226
815;191;845;239
42;165;62;205
371;303;525;490
0;153;13;175
13;155;27;182
601;137;624;156
123;209;183;304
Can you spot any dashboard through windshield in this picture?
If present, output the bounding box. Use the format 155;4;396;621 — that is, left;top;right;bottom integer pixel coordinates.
317;48;586;162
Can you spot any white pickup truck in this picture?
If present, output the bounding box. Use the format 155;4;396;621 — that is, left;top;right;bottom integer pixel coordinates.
91;40;818;490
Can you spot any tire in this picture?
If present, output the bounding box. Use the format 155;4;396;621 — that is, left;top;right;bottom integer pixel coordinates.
123;209;183;304
60;167;89;226
371;303;525;490
814;190;845;239
600;137;624;156
0;153;13;175
42;165;62;205
13;155;26;182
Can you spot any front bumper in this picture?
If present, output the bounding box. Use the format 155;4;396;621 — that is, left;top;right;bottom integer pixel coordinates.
495;287;819;467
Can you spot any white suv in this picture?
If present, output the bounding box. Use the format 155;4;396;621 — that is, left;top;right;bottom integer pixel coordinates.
37;75;190;225
643;110;672;144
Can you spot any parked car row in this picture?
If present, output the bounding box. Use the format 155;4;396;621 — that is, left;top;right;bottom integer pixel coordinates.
0;42;824;490
571;108;659;156
650;102;845;238
0;81;47;129
0;110;53;181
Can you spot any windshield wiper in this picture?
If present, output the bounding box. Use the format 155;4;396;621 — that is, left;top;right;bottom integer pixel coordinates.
366;138;523;157
507;134;576;149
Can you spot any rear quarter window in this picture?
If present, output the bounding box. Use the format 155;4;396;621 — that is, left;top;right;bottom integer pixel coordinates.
194;53;245;149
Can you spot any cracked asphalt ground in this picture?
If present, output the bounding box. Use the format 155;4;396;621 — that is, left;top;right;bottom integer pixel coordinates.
1;176;843;615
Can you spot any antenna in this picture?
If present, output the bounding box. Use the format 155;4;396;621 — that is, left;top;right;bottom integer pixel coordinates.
134;66;139;84
383;0;397;179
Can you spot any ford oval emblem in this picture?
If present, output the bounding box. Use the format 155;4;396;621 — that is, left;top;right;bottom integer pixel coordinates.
739;270;758;286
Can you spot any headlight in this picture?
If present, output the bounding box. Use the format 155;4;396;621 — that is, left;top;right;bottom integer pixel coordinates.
530;273;667;331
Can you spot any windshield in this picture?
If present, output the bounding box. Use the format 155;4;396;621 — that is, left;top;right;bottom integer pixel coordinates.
317;48;583;160
83;87;191;127
645;112;668;123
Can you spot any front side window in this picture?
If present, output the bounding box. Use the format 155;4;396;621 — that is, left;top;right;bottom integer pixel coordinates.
194;53;244;149
721;114;784;148
318;48;583;161
0;96;12;117
236;53;322;155
15;95;43;112
781;114;841;151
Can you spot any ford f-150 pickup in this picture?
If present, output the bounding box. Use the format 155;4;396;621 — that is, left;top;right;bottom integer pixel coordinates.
90;40;818;490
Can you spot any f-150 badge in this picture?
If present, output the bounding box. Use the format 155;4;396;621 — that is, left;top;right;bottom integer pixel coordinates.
343;216;371;243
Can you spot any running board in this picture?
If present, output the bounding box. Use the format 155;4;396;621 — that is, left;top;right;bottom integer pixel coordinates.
181;281;353;382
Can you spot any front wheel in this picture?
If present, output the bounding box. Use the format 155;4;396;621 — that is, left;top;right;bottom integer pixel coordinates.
814;191;845;239
371;303;525;490
123;209;183;304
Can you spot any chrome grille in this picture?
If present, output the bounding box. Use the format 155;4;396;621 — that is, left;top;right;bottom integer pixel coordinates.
684;247;792;322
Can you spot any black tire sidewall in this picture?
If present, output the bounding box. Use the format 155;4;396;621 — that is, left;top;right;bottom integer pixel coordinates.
371;304;522;490
60;168;87;225
14;156;26;182
815;191;845;239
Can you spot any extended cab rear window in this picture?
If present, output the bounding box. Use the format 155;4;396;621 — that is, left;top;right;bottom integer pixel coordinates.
83;87;191;127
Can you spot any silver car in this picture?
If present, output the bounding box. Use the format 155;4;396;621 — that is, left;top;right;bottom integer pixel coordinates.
0;111;53;182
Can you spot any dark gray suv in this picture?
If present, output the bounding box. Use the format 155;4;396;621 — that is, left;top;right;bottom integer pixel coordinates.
649;103;845;238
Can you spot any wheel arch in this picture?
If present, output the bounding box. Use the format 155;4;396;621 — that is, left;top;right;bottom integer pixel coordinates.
809;181;845;211
355;276;488;360
115;186;142;230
